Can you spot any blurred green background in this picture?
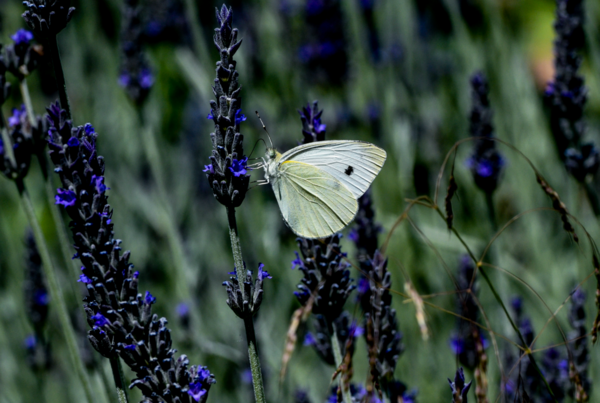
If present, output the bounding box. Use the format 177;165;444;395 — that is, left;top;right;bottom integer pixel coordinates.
1;0;600;402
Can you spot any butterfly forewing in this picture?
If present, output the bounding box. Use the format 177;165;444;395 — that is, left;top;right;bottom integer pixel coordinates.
273;161;358;239
279;140;387;199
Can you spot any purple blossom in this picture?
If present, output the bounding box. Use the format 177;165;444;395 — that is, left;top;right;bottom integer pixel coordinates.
203;164;215;174
92;313;111;327
118;73;130;88
91;175;109;194
84;123;96;135
8;106;26;127
67;137;80;147
449;335;465;354
139;69;154;89
55;188;77;207
291;252;303;269
144;291;156;305
229;157;249;177
78;274;93;284
24;334;37;349
33;290;49;306
234;109;247;125
187;382;207;402
98;211;112;225
207;113;214;120
258;263;272;280
0;138;4;155
176;303;189;317
11;29;34;45
303;332;316;346
313;117;326;135
123;344;136;351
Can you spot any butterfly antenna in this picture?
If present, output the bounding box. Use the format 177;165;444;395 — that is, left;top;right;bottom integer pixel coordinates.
255;111;274;149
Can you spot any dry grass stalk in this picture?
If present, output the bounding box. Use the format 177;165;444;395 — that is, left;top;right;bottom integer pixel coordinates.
536;174;579;243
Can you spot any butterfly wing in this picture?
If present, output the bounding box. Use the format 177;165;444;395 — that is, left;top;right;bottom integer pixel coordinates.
272;161;358;239
279;140;387;199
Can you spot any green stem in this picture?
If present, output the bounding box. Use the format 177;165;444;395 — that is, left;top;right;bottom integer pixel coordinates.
109;357;130;403
226;206;246;298
0;112;17;175
331;323;353;403
243;316;266;403
46;35;71;119
16;179;95;403
226;206;266;403
19;80;36;128
484;192;498;233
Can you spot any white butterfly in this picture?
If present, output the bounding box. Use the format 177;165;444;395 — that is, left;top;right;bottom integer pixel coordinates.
258;140;387;239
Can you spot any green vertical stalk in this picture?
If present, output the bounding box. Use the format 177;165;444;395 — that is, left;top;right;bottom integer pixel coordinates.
226;206;266;403
46;35;71;119
109;357;130;403
19;80;36;128
331;323;353;403
16;179;95;403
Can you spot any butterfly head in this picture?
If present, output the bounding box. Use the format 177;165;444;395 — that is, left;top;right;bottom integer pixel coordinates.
266;147;278;161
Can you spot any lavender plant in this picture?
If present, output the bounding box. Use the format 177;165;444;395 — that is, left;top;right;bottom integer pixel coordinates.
47;102;215;403
120;0;154;106
567;289;590;401
23;232;51;372
450;256;484;372
299;0;348;86
544;0;600;213
204;6;265;403
449;368;471;403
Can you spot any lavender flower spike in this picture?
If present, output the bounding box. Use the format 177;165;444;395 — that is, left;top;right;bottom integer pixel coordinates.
46;102;215;402
449;368;472;403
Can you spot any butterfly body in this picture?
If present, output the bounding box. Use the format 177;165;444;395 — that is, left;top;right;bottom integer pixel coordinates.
263;140;386;239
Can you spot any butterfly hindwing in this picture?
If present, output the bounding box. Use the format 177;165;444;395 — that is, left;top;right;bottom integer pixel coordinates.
272;160;358;239
279;140;387;199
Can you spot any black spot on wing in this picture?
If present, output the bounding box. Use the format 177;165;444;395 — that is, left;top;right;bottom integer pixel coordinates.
345;166;354;176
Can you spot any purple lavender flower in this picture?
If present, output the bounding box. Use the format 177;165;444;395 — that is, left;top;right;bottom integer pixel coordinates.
223;262;271;317
300;0;348;86
54;188;76;207
11;29;34;45
91;175;109;194
203;164;214;174
67;137;80;147
298;101;327;143
257;263;272;280
205;5;249;208
77;274;93;284
466;72;504;194
45;102;215;401
449;368;472;402
229;157;250;177
92;313;111;327
119;0;153;105
144;291;156;305
22;0;76;35
545;0;597;183
8;105;26;127
234;109;247;125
